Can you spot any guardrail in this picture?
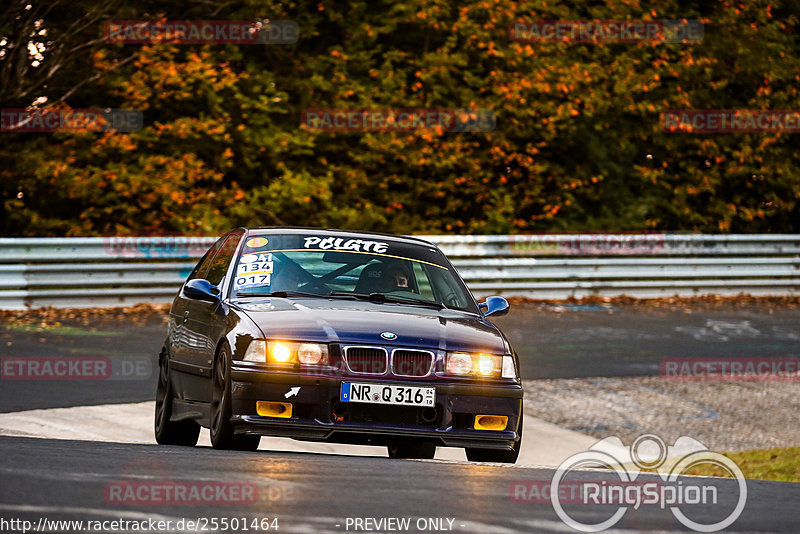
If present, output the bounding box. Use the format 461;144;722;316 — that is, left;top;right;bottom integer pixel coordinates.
1;234;798;309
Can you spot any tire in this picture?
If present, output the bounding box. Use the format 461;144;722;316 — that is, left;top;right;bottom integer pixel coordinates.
465;416;523;464
210;345;261;451
154;347;201;446
387;439;436;459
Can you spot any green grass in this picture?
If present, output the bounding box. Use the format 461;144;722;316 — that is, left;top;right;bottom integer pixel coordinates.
684;447;800;483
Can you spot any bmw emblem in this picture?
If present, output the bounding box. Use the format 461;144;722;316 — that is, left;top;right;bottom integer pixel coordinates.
380;332;397;341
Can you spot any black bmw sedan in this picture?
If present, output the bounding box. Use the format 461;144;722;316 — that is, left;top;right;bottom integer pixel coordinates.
155;227;523;462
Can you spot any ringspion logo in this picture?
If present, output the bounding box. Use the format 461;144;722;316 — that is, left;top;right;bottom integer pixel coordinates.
549;434;746;532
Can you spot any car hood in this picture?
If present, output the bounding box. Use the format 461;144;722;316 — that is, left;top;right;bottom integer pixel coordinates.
233;297;508;354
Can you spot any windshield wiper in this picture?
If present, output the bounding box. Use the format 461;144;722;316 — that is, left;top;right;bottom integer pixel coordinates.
236;290;324;298
239;290;445;309
380;294;446;309
329;291;445;309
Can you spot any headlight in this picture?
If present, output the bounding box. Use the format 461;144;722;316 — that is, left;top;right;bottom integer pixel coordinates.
243;340;267;362
263;341;328;366
445;352;511;378
446;352;473;375
271;341;292;363
476;355;496;375
298;343;324;365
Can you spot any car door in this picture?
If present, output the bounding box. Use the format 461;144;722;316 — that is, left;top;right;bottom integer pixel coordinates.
173;231;242;402
169;238;222;397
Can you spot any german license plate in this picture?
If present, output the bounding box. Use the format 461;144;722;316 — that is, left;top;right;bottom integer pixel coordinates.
340;382;435;407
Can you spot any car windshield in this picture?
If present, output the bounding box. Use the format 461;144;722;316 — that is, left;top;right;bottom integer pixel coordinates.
230;233;478;313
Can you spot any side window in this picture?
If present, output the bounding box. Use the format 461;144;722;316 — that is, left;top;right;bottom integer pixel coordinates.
205;233;242;286
188;239;224;282
428;266;470;310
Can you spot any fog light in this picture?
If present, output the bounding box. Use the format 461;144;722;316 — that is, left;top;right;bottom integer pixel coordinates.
474;414;508;431
256;401;293;418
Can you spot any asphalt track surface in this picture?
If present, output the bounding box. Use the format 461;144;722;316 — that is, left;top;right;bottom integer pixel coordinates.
2;302;800;411
1;303;799;533
1;435;799;533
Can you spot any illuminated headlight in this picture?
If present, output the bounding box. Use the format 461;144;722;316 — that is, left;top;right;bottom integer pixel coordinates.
445;352;505;378
271;341;292;363
264;341;329;366
243;340;267;363
476;355;496;375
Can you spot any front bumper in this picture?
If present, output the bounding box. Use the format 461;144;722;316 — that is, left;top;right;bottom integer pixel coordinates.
230;367;523;450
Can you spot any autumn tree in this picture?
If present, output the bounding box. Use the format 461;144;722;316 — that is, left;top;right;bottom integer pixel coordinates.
1;0;798;236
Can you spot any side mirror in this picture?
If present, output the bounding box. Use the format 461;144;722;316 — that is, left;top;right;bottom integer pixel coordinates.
480;296;509;317
184;279;221;302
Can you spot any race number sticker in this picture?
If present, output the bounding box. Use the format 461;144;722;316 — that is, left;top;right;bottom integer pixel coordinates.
240;253;272;264
235;253;273;289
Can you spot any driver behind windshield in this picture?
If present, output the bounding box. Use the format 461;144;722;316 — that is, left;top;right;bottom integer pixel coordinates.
379;262;414;293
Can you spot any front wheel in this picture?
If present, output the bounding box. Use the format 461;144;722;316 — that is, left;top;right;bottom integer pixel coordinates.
465;416;523;464
154;348;200;446
210;345;261;451
388;439;436;459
